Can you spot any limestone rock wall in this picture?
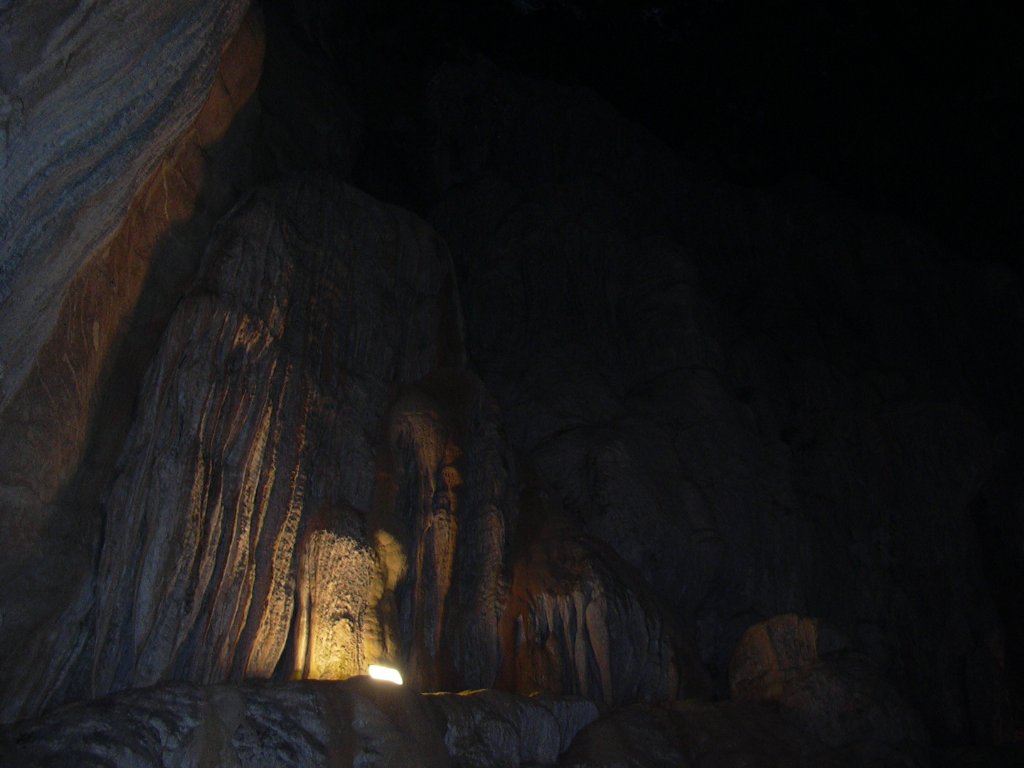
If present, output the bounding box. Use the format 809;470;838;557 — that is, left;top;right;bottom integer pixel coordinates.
87;169;688;709
93;175;474;695
2;1;1020;756
424;63;1017;740
500;513;709;708
383;372;517;691
0;0;249;413
0;5;264;722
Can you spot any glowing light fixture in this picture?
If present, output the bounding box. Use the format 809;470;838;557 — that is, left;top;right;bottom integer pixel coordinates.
367;664;403;685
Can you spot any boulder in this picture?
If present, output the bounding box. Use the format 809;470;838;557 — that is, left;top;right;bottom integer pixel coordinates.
730;615;929;766
426;689;598;768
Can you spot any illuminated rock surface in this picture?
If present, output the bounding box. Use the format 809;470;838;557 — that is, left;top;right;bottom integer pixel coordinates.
87;170;701;707
91;174;476;695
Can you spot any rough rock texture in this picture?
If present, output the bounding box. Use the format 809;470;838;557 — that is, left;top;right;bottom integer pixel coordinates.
2;0;1022;760
500;509;709;707
426;689;598;767
0;7;265;723
0;0;249;408
381;371;519;693
243;17;1023;744
424;62;1017;742
77;153;696;718
729;615;928;766
90;175;519;701
729;614;848;700
0;678;451;768
0;679;598;768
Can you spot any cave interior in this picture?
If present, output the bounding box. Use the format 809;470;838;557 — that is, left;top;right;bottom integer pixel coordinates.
0;1;1022;766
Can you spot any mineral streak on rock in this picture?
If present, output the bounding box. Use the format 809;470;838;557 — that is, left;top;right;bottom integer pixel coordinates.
92;174;493;698
0;6;265;723
499;500;710;708
0;0;249;387
0;0;249;397
381;370;517;692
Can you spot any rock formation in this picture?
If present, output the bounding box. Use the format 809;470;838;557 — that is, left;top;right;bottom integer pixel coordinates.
91;174;484;696
424;62;1018;743
729;614;928;766
499;509;709;707
428;689;599;767
85;169;703;713
0;3;264;721
0;678;597;768
1;0;1022;765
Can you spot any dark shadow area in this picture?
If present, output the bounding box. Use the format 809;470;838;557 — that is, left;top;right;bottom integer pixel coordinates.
251;0;1024;752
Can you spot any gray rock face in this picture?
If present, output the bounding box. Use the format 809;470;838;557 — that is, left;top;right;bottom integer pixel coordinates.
0;0;249;408
0;679;598;768
426;689;598;768
0;7;266;723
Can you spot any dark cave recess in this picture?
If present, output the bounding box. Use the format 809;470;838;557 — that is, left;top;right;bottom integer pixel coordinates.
259;0;1024;745
269;0;1023;268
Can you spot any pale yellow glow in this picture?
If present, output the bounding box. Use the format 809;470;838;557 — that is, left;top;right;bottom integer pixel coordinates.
367;664;403;685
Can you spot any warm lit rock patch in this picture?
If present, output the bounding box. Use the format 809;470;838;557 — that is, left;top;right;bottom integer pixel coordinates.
92;175;467;694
